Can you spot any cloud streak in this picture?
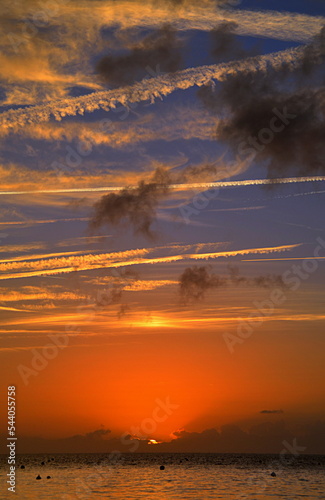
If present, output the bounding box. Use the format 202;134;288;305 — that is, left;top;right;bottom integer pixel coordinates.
1;176;324;196
0;243;300;281
0;46;304;133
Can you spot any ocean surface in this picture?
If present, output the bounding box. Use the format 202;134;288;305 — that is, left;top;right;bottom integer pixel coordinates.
1;453;325;499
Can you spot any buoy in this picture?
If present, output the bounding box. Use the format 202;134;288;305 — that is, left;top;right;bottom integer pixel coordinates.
41;461;45;466
20;465;25;469
36;475;42;480
270;472;276;477
160;465;165;470
47;476;51;479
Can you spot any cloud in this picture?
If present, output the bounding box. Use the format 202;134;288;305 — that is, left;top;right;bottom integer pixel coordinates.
209;21;258;63
89;168;171;238
2;174;324;196
0;0;321;107
0;242;46;254
199;27;325;177
179;264;287;302
96;25;182;87
179;265;227;301
0;243;300;281
228;265;286;289
0;46;302;133
0;250;88;264
6;107;215;144
6;421;325;454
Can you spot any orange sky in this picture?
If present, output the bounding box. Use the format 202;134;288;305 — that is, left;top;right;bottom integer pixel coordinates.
0;0;325;455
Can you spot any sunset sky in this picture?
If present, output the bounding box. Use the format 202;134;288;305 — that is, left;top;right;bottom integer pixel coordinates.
0;0;325;454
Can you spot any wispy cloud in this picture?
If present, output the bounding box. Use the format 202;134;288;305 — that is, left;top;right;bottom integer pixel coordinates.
1;176;324;196
0;46;303;133
0;243;301;281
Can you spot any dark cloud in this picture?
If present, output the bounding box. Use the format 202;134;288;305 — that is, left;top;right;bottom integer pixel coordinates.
260;410;284;414
173;162;226;183
89;161;232;239
179;265;227;301
96;25;182;87
210;21;258;63
179;265;287;302
198;27;325;177
228;265;286;289
11;421;325;454
89;168;170;239
95;269;138;313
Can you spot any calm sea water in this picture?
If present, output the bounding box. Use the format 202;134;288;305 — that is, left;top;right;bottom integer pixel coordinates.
1;453;324;499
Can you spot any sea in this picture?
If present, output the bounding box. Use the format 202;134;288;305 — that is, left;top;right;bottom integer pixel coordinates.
1;453;325;499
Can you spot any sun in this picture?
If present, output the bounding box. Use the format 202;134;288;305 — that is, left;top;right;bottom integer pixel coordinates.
132;315;172;328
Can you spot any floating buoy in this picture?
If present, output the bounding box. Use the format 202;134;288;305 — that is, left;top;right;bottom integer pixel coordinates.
47;476;51;479
270;472;276;477
41;461;45;466
20;465;25;469
36;475;41;480
160;465;165;470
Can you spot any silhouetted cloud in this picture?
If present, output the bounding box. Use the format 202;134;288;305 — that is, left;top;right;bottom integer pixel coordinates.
179;264;286;302
9;421;325;454
210;21;259;63
96;25;182;87
89;168;171;239
198;27;325;177
94;269;138;317
179;265;227;301
228;265;286;289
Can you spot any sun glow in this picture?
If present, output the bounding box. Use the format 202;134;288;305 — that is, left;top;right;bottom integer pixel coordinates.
131;315;172;328
148;439;160;445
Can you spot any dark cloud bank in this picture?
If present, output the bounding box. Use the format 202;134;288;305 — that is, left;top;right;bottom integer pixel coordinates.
6;421;325;454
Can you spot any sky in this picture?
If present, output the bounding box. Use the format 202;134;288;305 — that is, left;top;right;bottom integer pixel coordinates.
0;0;324;455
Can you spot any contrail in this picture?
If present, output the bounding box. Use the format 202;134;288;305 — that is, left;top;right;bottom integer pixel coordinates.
242;257;325;262
88;3;324;42
0;176;324;196
0;46;304;133
0;243;300;281
0;217;89;225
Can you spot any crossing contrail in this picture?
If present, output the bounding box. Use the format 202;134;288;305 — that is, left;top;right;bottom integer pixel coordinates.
0;46;304;133
0;176;324;196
